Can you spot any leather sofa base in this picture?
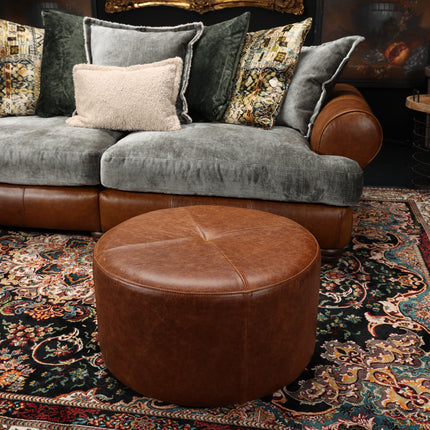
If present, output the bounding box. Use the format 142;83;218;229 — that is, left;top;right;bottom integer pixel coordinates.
99;189;353;253
0;184;101;232
0;184;353;255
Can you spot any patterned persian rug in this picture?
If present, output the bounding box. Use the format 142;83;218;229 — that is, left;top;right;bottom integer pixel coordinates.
0;187;429;430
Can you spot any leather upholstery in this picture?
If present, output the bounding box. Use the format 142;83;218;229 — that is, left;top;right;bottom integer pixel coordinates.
99;189;353;252
310;84;383;168
93;205;321;406
0;185;101;232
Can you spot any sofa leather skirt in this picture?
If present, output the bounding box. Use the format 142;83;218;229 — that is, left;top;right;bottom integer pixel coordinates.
0;184;353;255
99;189;353;255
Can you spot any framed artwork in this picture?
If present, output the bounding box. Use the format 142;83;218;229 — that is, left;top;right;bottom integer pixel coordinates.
105;0;304;15
319;0;430;87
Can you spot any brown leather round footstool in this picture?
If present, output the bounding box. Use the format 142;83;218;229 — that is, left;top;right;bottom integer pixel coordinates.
93;205;321;407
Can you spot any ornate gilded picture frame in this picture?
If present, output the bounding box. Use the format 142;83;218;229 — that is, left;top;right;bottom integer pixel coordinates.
105;0;304;15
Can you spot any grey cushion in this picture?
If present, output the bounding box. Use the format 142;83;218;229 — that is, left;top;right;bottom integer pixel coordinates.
101;123;363;206
35;10;86;117
277;36;365;138
0;116;122;186
83;17;203;124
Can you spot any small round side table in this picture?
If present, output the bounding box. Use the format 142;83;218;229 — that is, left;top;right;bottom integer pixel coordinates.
405;90;430;188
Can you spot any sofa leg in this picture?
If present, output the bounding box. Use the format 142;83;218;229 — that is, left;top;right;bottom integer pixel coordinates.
91;231;103;241
321;248;344;263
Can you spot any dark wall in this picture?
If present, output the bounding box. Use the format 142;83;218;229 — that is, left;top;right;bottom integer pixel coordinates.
361;87;419;146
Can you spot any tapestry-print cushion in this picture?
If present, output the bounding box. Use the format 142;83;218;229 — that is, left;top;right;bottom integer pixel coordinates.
35;10;87;117
0;19;44;117
222;18;312;129
185;12;250;122
67;58;183;131
83;17;203;124
276;35;365;138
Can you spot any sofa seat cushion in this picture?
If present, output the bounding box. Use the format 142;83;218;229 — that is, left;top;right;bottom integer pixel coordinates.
0;116;123;186
101;123;363;207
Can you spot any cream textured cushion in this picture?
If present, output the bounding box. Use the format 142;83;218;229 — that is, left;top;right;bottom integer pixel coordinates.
67;58;183;131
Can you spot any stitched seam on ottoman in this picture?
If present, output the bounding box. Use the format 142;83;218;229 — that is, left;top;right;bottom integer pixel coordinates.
98;237;194;253
200;224;294;241
183;207;249;290
208;241;248;291
182;206;211;241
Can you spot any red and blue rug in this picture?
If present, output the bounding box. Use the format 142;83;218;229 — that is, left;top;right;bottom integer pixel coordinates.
0;187;429;429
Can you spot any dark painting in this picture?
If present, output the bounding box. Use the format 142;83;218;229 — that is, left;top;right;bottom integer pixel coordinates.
321;0;430;86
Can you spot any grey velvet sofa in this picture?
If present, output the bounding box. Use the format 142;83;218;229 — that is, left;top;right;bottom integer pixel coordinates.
0;84;382;259
0;10;383;259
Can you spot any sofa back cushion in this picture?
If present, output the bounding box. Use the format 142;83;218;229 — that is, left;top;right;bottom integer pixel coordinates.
222;18;312;130
35;10;86;117
83;17;203;124
185;12;250;122
276;35;365;138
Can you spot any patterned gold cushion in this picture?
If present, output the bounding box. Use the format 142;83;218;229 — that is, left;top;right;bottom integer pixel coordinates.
222;18;312;129
0;20;44;117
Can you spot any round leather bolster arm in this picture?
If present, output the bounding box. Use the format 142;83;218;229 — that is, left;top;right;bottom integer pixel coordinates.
310;83;383;168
